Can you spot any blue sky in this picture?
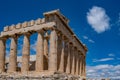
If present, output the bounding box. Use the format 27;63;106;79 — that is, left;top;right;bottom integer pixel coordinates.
0;0;120;79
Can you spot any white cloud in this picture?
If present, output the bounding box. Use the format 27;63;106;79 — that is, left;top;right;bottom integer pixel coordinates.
93;58;114;62
88;39;95;43
83;35;95;43
83;36;88;39
108;53;115;57
87;6;110;33
87;64;120;79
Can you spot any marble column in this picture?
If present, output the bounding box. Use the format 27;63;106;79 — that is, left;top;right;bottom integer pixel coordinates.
36;31;44;72
21;33;30;73
70;44;73;73
58;36;65;72
74;48;77;74
71;47;75;74
81;55;83;76
78;51;81;75
49;29;57;71
83;56;86;76
8;36;17;73
66;43;70;73
57;34;62;70
44;32;49;56
44;32;49;70
79;54;83;76
0;38;6;73
75;51;79;75
64;40;68;72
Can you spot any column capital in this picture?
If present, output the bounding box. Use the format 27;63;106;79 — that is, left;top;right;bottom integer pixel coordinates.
23;32;31;37
44;32;49;40
0;37;7;41
37;29;45;33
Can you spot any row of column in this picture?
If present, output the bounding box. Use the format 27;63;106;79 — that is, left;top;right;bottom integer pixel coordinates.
0;29;54;73
56;33;86;76
0;29;86;76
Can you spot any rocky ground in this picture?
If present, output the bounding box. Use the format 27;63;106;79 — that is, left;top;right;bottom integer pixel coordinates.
0;72;83;80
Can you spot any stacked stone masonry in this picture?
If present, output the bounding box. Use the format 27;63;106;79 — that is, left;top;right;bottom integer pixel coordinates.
0;10;87;80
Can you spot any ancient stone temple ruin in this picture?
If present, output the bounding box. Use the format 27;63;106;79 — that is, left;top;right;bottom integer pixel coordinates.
0;10;87;80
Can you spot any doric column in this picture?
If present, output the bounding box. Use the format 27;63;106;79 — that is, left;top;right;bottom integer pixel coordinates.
70;44;73;73
75;50;79;75
71;47;75;74
44;32;49;70
64;40;68;72
83;56;86;77
58;36;65;72
66;43;70;73
74;48;77;74
78;51;81;75
36;31;44;72
84;57;86;77
44;32;49;56
79;54;83;76
57;33;62;70
81;55;83;76
8;36;17;73
21;33;30;73
49;29;57;72
0;38;6;73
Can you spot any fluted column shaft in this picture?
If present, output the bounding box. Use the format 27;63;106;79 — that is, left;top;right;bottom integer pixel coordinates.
83;56;86;76
0;38;6;73
21;34;30;73
80;55;82;76
81;55;83;76
44;33;49;56
74;48;77;74
44;33;49;70
75;51;79;75
66;43;70;73
58;36;65;72
36;31;44;72
8;36;17;73
49;29;57;71
57;34;62;70
71;47;75;74
78;52;81;75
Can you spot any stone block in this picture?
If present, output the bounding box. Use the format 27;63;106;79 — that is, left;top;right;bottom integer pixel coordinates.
30;20;35;26
22;22;28;28
9;24;15;31
35;18;41;25
16;23;22;29
28;20;35;27
41;18;45;24
4;26;9;32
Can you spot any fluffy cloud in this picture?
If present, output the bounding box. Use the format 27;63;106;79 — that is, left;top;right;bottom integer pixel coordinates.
83;36;88;39
88;39;95;43
108;53;115;57
87;6;110;33
87;64;120;79
93;58;114;62
83;36;95;43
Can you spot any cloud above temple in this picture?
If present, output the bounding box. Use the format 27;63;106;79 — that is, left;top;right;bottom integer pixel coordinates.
87;6;110;33
83;36;95;43
93;58;114;62
87;64;120;79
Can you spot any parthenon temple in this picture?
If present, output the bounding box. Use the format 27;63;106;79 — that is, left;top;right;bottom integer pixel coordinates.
0;10;87;79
